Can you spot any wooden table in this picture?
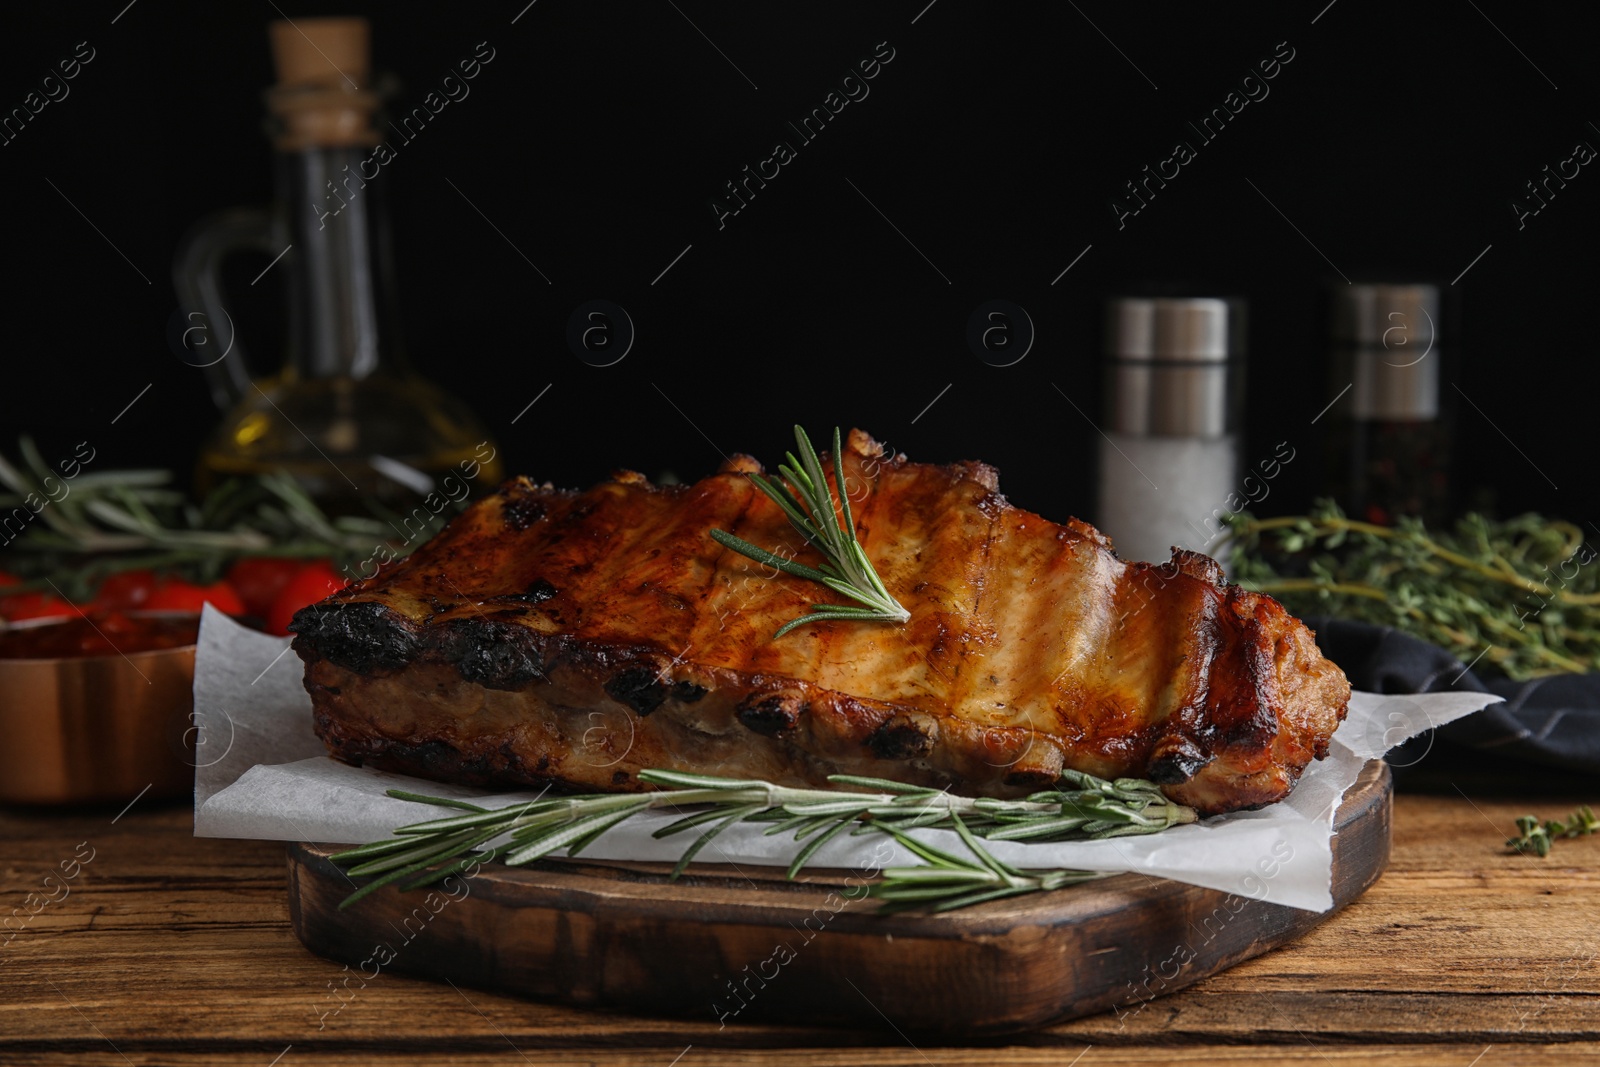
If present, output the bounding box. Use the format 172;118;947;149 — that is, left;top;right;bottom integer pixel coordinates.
3;788;1596;1066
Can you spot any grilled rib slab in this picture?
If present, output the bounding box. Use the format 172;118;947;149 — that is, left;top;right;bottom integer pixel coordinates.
290;430;1349;815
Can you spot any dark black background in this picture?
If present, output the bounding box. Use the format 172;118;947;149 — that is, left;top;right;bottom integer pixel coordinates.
2;1;1593;532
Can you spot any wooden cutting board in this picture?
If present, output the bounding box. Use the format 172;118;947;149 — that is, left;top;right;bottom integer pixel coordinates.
287;760;1391;1036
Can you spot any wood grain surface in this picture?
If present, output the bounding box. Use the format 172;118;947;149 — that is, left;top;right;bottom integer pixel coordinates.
284;762;1392;1035
2;779;1597;1064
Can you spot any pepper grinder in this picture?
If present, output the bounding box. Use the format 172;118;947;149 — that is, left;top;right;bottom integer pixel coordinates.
1325;284;1450;526
1095;297;1243;564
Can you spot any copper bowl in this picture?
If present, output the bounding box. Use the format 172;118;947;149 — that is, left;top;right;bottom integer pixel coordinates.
0;615;198;806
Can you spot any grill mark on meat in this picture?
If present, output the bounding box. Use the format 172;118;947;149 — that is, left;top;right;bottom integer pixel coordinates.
1142;585;1221;784
914;487;985;713
1146;743;1208;784
807;457;853;702
289;600;417;672
807;445;882;701
995;517;1096;752
956;488;1000;709
521;578;558;603
737;691;804;735
833;450;953;710
521;484;650;632
391;488;571;612
886;475;956;705
986;508;1066;742
633;475;758;660
427;616;546;690
501;489;547;531
670;680;707;703
604;667;670;715
692;474;802;677
603;475;764;721
1227;616;1282;752
1043;534;1102;743
868;713;936;759
594;483;715;651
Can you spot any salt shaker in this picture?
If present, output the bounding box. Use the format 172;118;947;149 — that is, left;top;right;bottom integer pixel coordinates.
1095;297;1243;564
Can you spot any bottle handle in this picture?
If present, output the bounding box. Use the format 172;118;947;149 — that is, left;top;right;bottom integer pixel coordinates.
171;208;279;411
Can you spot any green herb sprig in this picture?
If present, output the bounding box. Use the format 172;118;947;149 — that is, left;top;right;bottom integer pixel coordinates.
329;768;1196;913
1220;500;1600;681
710;425;909;639
869;819;1108;913
0;437;410;601
1506;806;1599;856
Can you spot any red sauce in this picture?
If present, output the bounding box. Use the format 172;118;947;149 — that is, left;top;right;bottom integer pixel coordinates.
0;612;200;659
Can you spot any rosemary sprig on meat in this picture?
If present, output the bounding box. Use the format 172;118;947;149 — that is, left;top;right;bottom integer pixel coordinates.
710;425;909;639
1220;500;1600;681
329;768;1197;912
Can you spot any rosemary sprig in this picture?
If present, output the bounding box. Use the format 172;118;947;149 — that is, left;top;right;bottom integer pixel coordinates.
710;425;909;639
1220;500;1600;681
1505;806;1599;857
0;437;406;600
330;768;1197;912
871;819;1107;913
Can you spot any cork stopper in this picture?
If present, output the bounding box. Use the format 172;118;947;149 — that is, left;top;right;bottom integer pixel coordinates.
266;17;380;150
270;18;370;89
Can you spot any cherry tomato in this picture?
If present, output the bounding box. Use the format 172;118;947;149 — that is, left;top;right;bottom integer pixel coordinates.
143;578;245;616
225;557;308;618
0;591;77;622
94;569;160;611
266;561;349;636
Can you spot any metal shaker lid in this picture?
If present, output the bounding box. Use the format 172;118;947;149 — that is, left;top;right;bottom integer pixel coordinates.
1332;284;1440;420
1334;284;1439;348
1105;297;1242;437
1108;297;1241;362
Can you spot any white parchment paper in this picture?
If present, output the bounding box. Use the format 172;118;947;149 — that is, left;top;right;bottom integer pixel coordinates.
192;606;1496;912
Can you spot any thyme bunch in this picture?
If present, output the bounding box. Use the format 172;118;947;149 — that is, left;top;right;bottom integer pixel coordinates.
1221;500;1600;681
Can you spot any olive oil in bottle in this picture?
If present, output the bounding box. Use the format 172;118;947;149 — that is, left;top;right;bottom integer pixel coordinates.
177;19;501;514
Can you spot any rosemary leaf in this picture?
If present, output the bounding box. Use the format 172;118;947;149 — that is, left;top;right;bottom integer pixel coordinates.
919;886;1042;913
345;830;482;878
826;775;929;794
636;769;766;791
670;804;767;879
707;530;834;584
505;804;648;866
566;808;651;857
785;817;857;880
653;804;744;839
384;790;491;814
949;816;1020;881
398;845;510;892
